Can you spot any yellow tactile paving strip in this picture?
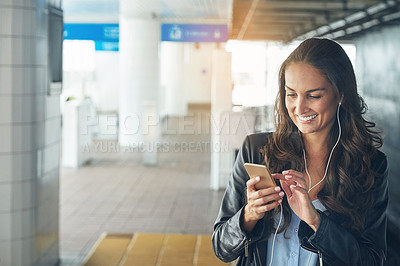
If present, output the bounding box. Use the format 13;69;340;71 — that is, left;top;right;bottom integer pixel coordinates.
84;234;133;266
123;234;165;265
84;233;233;266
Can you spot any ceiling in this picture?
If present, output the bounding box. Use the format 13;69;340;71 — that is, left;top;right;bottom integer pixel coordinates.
63;0;400;42
64;0;232;24
231;0;400;42
120;0;232;24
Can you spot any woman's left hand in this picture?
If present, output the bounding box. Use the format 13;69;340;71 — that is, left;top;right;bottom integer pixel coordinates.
272;170;321;232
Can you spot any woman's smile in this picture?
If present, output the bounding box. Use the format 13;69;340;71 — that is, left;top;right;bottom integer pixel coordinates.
297;114;318;122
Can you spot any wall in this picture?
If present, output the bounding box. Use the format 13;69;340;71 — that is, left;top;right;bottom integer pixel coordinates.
184;43;218;104
355;25;400;234
94;51;119;111
62;40;95;103
159;42;222;116
62;42;119;112
160;42;186;116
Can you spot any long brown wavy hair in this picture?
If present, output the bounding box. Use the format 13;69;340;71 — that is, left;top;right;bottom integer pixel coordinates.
261;38;383;237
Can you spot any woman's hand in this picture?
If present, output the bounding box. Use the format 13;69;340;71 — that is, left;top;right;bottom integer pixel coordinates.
242;176;284;233
272;170;321;232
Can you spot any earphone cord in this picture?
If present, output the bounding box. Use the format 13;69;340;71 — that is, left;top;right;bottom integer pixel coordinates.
270;104;342;266
304;102;342;193
269;203;283;266
304;103;342;266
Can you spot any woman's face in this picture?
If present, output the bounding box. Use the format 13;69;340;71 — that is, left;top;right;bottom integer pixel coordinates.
284;62;340;136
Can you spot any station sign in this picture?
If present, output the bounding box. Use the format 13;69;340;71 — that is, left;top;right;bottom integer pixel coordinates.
161;24;228;42
63;24;119;51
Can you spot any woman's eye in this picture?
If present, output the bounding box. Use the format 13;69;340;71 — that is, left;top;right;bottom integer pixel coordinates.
286;94;296;97
309;95;321;99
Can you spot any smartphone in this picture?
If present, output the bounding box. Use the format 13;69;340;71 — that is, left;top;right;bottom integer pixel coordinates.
244;163;276;190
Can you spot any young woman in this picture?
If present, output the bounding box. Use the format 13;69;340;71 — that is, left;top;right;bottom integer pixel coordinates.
212;38;388;266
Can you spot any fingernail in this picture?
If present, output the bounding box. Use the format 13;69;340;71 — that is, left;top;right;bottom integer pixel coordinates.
279;192;284;197
278;199;282;204
285;175;292;179
290;184;296;188
255;176;260;181
274;186;281;191
282;170;289;174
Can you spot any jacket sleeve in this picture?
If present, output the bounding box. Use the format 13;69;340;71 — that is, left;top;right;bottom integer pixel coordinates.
212;135;267;263
298;152;389;266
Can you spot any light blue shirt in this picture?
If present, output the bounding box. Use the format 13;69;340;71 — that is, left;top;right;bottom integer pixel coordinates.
266;199;326;266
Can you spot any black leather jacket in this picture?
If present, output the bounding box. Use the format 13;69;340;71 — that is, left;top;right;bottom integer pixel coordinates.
212;133;388;266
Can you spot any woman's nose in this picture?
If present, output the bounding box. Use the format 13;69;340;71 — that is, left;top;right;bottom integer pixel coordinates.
296;97;307;114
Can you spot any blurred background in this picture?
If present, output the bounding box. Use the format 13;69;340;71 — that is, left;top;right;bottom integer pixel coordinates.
0;0;399;265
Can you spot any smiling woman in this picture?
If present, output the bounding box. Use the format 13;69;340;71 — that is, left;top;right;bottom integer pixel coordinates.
212;38;388;266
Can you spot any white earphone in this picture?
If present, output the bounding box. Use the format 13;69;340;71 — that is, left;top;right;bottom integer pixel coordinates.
339;94;344;105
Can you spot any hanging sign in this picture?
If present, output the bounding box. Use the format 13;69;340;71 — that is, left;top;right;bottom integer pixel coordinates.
161;24;228;42
63;24;119;51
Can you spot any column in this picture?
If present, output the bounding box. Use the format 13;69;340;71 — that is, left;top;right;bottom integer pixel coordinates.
210;50;233;190
0;1;61;265
160;42;187;116
119;11;161;164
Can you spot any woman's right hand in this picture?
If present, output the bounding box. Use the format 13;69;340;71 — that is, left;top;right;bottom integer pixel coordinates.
242;176;284;232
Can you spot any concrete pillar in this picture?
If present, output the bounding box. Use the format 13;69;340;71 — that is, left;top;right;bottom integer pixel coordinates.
160;42;187;116
210;50;232;190
0;1;61;265
119;13;160;164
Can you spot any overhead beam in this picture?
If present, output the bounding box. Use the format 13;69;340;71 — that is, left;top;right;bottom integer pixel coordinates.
236;32;292;41
235;0;381;11
247;16;321;24
237;0;260;39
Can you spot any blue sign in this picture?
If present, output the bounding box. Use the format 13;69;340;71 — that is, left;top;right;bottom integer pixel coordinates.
63;24;119;51
161;24;228;42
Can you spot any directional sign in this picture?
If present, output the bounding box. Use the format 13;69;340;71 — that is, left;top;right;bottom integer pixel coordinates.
161;24;228;42
63;24;119;51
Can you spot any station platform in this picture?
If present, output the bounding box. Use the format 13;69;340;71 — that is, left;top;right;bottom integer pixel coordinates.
59;106;225;265
59;105;400;265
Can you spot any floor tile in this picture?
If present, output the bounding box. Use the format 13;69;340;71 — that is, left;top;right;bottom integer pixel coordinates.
60;108;225;264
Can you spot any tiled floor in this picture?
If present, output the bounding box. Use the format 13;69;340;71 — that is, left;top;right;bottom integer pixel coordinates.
59;107;226;265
